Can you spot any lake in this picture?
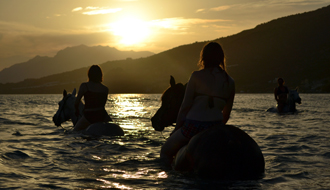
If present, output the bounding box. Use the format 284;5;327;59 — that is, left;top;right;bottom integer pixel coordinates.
0;93;329;189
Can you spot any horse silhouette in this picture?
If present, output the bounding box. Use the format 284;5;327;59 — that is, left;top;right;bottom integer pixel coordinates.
267;88;302;113
53;89;124;137
151;76;265;180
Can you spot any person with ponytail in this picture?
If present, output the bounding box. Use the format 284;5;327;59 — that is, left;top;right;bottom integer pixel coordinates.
73;65;112;131
160;41;235;166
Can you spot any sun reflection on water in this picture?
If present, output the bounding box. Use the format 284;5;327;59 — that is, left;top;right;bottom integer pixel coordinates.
101;168;165;181
107;94;150;130
97;178;132;189
157;171;168;179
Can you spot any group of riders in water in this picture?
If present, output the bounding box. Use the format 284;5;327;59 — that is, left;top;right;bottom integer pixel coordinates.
53;41;301;180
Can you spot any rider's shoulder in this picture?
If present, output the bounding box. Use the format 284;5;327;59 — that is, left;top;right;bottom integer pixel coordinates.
79;82;88;89
227;74;235;84
102;84;109;92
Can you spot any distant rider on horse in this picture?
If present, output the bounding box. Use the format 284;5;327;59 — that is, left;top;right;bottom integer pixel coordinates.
274;77;289;113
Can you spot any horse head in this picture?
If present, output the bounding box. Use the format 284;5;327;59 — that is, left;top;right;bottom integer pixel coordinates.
53;89;81;126
285;88;302;112
288;88;301;104
151;76;186;131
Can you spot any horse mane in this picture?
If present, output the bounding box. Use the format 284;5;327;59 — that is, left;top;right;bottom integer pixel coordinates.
160;82;186;100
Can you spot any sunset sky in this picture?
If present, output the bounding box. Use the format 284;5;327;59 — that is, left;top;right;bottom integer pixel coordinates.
1;0;330;70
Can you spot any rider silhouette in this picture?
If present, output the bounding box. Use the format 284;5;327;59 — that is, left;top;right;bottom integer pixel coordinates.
274;77;289;113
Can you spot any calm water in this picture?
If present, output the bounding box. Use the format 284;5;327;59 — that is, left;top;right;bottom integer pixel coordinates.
0;93;329;189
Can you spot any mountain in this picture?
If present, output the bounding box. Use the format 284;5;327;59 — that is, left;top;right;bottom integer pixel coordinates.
218;4;330;93
0;5;329;94
0;55;31;71
0;45;154;83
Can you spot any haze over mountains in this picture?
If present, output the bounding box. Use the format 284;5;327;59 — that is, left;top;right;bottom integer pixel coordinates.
0;45;154;83
0;5;329;93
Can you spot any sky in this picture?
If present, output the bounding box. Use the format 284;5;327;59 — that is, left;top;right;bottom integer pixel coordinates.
0;0;330;70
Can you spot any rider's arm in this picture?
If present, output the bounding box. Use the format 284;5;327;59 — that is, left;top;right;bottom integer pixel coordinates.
274;88;278;102
74;83;86;116
174;73;196;131
222;83;235;125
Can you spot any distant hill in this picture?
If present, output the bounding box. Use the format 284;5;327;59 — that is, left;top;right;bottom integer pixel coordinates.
219;4;330;93
0;5;329;93
0;45;154;83
0;55;31;71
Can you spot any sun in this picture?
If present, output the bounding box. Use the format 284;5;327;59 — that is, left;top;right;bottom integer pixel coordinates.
111;18;151;46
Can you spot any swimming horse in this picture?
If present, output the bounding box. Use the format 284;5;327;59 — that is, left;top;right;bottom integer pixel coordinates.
151;76;265;180
52;89;124;137
267;88;302;113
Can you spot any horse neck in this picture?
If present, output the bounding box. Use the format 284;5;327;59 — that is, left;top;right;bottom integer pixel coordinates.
286;92;296;111
69;99;84;126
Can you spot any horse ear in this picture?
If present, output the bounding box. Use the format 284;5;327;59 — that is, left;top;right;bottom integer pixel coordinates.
63;89;67;97
72;88;77;96
170;75;176;87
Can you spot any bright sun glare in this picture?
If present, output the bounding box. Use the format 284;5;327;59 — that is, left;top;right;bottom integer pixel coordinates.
111;18;151;46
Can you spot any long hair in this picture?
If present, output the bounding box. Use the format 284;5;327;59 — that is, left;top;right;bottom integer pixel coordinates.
88;65;103;82
198;41;226;71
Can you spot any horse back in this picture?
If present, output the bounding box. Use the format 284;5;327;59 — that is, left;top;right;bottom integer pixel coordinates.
174;125;265;179
84;122;124;136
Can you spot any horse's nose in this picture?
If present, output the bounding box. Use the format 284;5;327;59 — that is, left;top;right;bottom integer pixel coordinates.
52;115;61;126
150;116;158;128
151;115;165;132
151;115;157;124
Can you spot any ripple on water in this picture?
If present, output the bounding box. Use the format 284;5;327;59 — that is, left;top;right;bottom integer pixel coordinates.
323;152;330;159
2;150;30;160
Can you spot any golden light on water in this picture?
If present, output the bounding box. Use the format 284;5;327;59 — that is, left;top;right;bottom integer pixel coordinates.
102;168;167;181
157;171;168;178
109;94;147;130
97;179;132;189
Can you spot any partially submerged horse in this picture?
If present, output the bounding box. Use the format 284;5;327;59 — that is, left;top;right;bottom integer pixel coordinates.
267;88;302;113
151;76;265;180
53;89;124;137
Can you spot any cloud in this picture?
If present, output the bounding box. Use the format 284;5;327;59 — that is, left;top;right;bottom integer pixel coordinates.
72;7;83;12
85;6;103;10
71;6;122;15
83;8;122;15
0;20;117;59
210;5;231;11
196;8;205;13
206;0;328;13
0;21;52;35
267;0;327;6
149;17;230;31
0;31;115;58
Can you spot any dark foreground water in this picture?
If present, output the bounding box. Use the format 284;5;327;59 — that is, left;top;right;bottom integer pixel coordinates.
0;93;329;189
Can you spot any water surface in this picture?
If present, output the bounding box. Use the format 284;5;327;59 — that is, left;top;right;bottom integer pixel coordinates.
0;93;329;189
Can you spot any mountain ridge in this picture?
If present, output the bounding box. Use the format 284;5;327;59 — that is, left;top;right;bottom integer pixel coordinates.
0;5;329;93
0;45;154;83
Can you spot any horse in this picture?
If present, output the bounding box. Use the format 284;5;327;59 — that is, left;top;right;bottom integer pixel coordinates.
267;88;302;113
52;89;124;137
151;76;265;180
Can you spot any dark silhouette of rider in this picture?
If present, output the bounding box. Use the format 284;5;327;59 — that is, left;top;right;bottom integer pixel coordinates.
73;65;112;131
274;77;289;113
160;42;235;166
